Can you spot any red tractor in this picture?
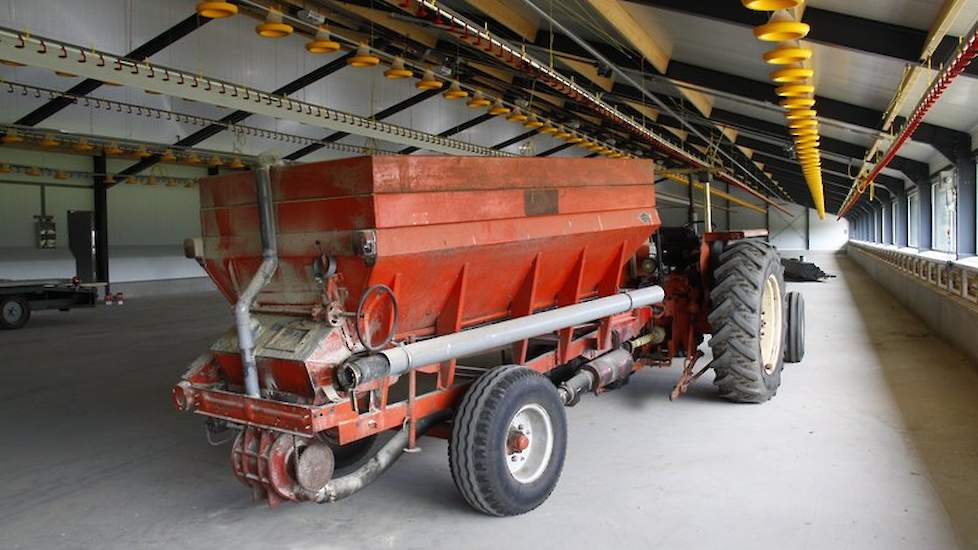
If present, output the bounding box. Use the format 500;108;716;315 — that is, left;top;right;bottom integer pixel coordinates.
175;156;804;515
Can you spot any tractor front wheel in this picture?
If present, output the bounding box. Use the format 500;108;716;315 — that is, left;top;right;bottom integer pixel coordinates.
708;240;786;403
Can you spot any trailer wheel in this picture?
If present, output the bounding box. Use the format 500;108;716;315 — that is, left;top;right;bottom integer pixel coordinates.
0;295;30;330
707;240;786;403
449;365;567;516
784;291;805;363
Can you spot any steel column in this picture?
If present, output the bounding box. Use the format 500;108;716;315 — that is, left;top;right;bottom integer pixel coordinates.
93;153;109;291
956;151;977;258
917;179;933;251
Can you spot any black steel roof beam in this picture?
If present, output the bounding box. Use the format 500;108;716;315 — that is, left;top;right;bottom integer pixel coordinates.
627;1;978;79
118;52;355;177
493;130;539;150
661;61;962;154
287;87;440;160
709;109;930;182
400;113;497;154
15;13;211;127
537;142;576;157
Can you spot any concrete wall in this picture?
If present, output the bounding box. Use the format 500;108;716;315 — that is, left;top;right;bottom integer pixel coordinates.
0;149;206;283
847;244;978;364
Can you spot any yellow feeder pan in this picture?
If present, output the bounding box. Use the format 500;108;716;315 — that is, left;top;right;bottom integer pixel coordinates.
187;153;203;165
790;128;818;137
229;157;246;169
415;68;443;90
196;2;237;18
523;117;544;129
161;149;177;162
135;147;152;158
1;59;25;67
770;67;814;83
789;118;818;129
384;57;413;80
2;130;24;144
539;122;558;134
348;44;380;67
124;177;137;184
795;138;820;146
777;84;815;97
488;100;511;115
781;97;815;109
742;0;802;10
256;10;293;38
507;109;528;123
145;176;158;186
466;92;491;108
27;166;42;176
565;135;583;144
209;155;224;167
74;140;94;152
553;130;572;139
754;15;810;42
40;134;59;147
796;141;820;149
306;27;340;54
0;164;11;173
577;140;594;149
763;45;812;65
442;81;468;100
55;70;78;78
785;109;817;120
54;170;68;180
104;174;116;184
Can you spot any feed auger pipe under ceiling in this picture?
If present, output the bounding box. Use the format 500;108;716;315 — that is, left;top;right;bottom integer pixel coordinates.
514;0;789;205
838;18;978;217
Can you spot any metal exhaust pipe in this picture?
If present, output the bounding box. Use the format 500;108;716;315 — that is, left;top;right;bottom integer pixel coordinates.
234;160;279;398
314;411;450;503
338;285;665;390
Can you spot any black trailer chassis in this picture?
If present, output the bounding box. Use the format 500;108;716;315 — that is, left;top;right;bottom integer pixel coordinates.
0;279;98;330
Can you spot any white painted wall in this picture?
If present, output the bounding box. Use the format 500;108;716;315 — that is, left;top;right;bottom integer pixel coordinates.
768;200;850;251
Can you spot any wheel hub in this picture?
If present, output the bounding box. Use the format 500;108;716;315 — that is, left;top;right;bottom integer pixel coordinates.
2;301;23;323
505;404;554;484
759;273;784;374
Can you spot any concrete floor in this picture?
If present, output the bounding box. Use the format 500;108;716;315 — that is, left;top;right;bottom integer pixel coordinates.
2;251;977;549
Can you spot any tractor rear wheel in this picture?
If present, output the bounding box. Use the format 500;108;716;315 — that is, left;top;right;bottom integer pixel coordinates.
784;291;805;363
708;239;786;403
449;365;567;516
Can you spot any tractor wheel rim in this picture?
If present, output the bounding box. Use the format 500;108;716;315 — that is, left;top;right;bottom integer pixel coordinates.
759;274;783;374
505;403;553;484
2;301;23;323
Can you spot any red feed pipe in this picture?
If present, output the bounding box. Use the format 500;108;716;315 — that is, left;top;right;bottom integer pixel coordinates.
839;24;978;217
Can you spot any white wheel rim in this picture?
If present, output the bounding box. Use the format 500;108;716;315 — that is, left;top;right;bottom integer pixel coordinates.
504;403;554;484
2;301;23;324
759;274;783;374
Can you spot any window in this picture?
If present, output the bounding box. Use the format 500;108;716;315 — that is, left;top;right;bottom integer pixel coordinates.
908;190;919;248
932;171;957;253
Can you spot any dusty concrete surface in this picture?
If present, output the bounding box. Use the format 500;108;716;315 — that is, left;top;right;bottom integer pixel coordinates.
1;252;976;549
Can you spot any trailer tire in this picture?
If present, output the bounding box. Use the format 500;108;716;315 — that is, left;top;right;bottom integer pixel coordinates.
784;291;805;363
449;365;567;516
0;295;30;330
707;239;785;403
